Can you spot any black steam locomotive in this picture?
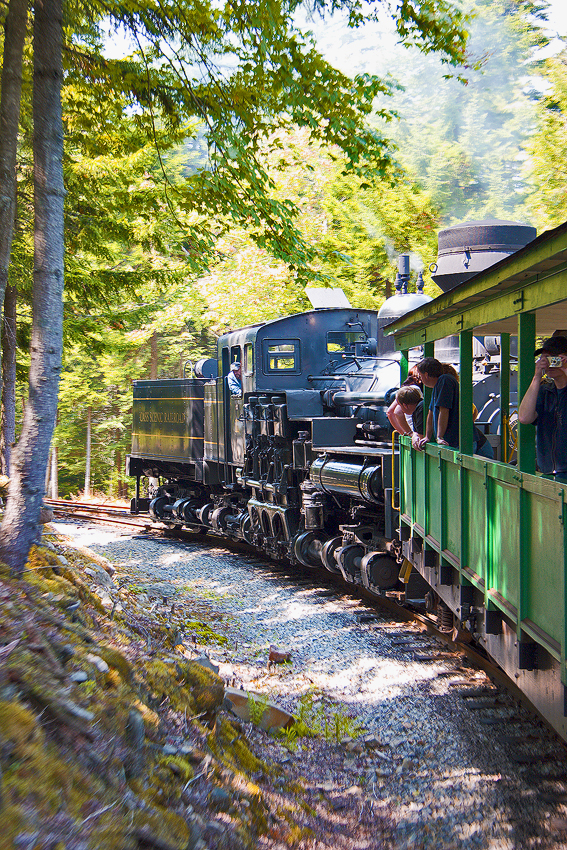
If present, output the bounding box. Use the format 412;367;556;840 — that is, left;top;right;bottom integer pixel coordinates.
126;220;532;599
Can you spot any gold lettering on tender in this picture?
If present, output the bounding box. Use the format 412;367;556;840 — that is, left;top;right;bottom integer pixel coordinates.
137;410;187;424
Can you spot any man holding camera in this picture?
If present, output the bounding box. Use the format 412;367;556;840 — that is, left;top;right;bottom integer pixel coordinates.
518;335;567;480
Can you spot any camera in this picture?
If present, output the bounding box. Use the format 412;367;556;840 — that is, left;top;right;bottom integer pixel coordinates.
547;356;563;367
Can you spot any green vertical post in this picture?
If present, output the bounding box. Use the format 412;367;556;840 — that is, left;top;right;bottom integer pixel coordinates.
400;349;409;384
423;342;434;538
459;330;473;455
458;332;473;578
517;313;536;476
423;342;434;414
500;333;510;463
517;313;535;646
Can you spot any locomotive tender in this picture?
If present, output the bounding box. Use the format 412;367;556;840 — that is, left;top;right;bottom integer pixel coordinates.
128;217;567;739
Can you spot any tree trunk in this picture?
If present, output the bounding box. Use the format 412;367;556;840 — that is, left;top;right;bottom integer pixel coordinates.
0;0;64;574
1;283;17;476
0;0;28;326
84;405;91;497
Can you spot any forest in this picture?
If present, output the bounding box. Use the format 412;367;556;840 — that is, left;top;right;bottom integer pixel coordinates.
0;0;566;571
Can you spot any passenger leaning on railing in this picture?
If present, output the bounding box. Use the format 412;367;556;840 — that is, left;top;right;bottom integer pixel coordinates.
518;336;567;482
387;385;425;450
413;358;493;458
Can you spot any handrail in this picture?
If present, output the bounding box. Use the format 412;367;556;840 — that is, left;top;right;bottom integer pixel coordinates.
503;413;518;464
391;431;399;510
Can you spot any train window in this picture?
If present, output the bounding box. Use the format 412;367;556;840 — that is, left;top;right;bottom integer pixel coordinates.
244;343;254;376
264;340;300;372
230;345;241;368
327;331;366;353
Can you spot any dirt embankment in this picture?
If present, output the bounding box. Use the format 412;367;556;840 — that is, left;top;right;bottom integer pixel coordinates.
0;533;314;850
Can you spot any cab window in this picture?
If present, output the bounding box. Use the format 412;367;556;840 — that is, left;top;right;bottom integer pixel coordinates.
263;340;300;373
327;331;366;353
244;343;254;376
230;345;242;369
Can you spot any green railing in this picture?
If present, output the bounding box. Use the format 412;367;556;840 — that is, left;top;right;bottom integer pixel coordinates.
399;438;567;678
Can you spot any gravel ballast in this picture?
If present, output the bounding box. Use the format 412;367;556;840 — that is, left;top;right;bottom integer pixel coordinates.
52;521;567;849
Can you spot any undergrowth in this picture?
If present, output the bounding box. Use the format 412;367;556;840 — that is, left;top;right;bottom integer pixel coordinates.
275;691;364;750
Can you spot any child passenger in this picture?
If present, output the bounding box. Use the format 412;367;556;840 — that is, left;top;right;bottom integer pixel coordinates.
387;385;424;449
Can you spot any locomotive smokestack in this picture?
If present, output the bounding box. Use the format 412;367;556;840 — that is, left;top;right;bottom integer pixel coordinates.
398;254;410;294
431;219;536;293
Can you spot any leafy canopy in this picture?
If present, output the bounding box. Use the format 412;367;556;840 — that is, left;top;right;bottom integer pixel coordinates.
67;0;467;277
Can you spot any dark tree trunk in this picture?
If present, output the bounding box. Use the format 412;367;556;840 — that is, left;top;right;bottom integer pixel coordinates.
1;283;17;476
0;0;64;573
0;0;28;320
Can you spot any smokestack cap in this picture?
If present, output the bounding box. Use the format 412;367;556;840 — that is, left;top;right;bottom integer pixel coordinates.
432;219;536;292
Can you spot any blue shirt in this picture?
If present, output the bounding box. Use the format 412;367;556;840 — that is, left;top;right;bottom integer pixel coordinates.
227;371;242;396
534;382;567;474
429;374;459;447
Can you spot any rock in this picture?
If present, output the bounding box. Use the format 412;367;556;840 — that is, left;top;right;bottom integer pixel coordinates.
54;643;75;665
85;653;110;673
223;686;295;731
70;671;89;683
62;701;94;723
85;565;114;589
208;786;232;812
93;590;113;610
362;734;384;748
124;709;145;778
268;645;291;665
57;555;69;566
163;744;178;756
40;506;54;524
182;661;225;715
138;582;177;599
194;655;219;675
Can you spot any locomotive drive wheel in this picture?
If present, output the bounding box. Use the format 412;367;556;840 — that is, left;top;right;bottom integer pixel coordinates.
149;496;169;521
293;531;325;569
321;536;343;575
337;544;364;584
240;513;253;544
360;552;399;590
197;503;213;526
211;505;232;532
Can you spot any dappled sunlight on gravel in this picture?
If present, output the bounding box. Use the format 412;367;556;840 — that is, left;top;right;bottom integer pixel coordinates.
52;521;567;850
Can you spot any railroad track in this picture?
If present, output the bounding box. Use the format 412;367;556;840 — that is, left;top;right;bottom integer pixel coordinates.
46;497;561;745
45;498;151;529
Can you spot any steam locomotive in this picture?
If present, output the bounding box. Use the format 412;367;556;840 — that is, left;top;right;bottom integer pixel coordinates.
126;219;533;601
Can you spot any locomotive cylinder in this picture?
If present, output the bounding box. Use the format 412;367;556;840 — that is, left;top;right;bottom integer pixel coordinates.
331;391;387;407
309;456;382;503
